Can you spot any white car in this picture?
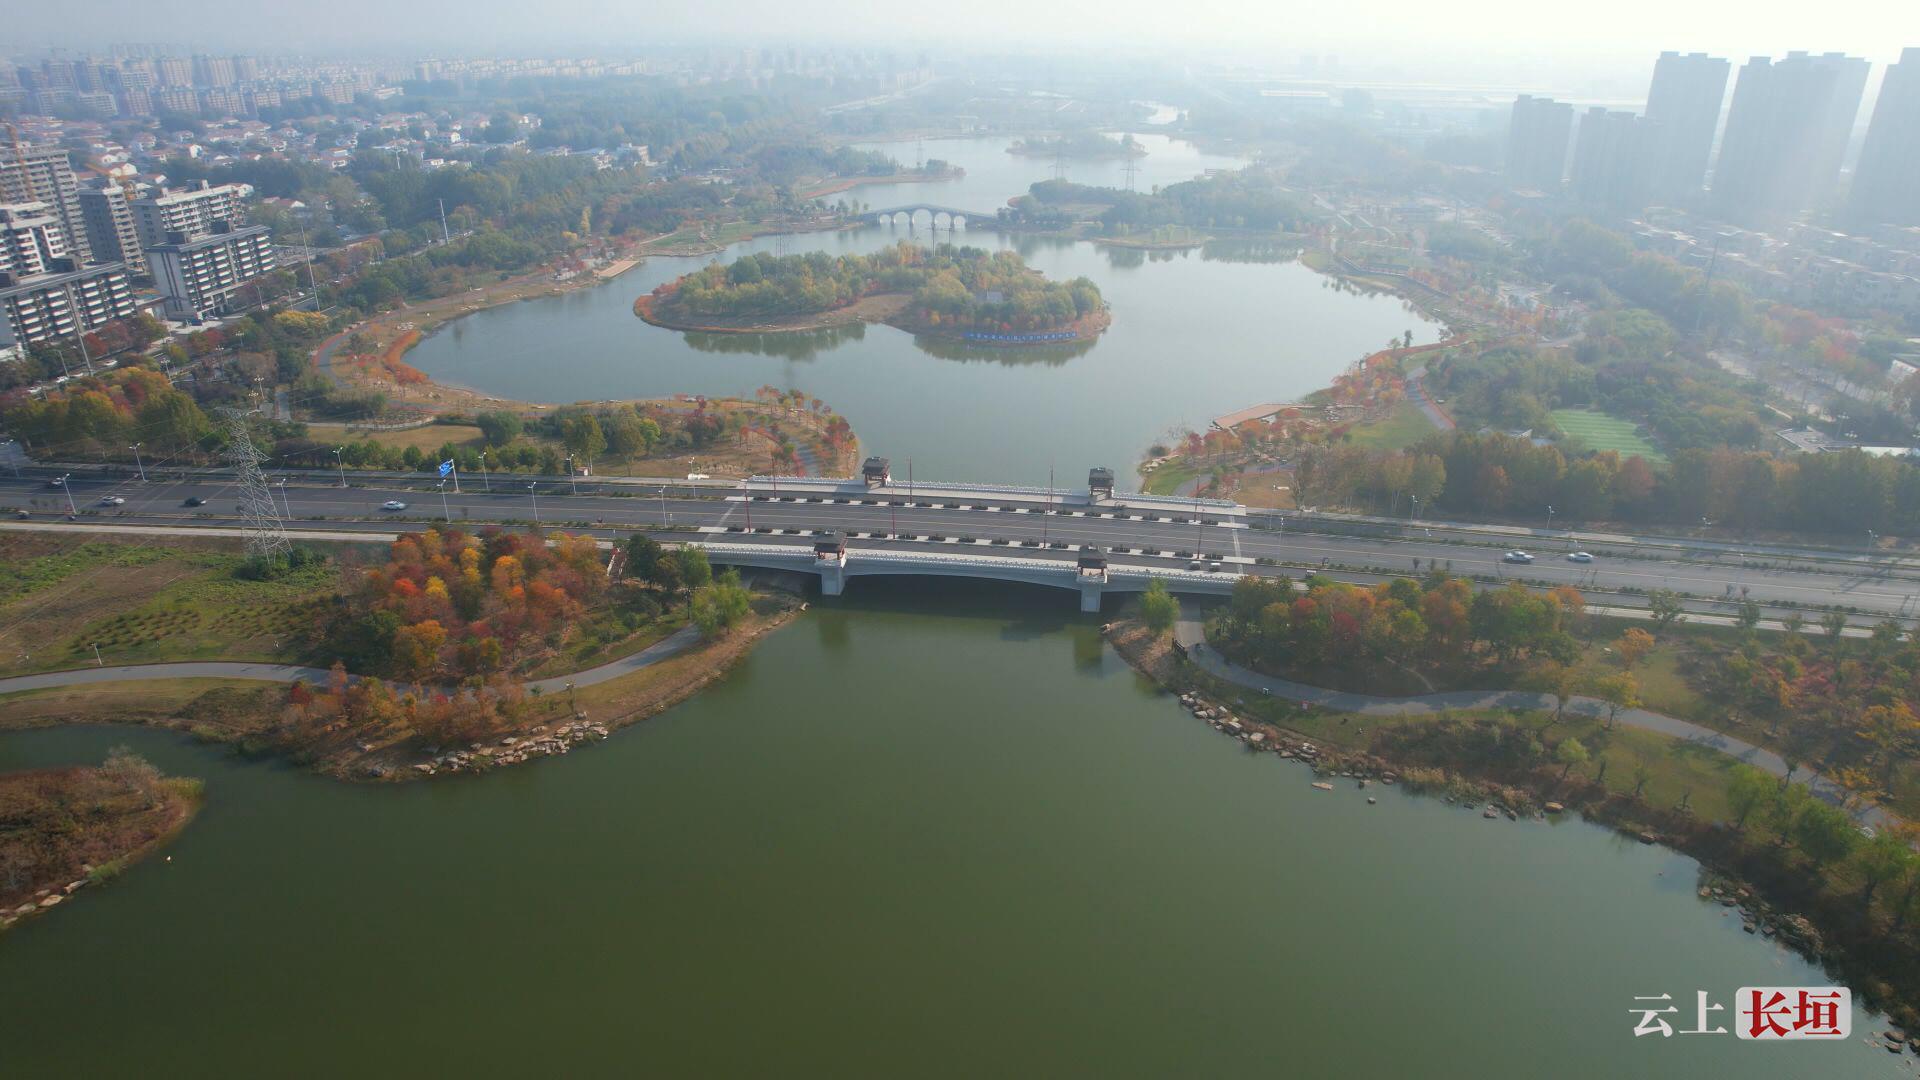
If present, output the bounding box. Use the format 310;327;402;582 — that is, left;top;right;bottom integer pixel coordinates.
1567;551;1595;563
380;500;408;511
1502;550;1535;564
99;495;125;506
685;473;710;481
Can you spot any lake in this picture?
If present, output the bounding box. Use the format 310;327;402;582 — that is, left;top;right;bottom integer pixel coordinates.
0;580;1893;1076
408;133;1437;485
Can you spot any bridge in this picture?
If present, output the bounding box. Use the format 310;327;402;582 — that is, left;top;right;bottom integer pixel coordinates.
8;461;1920;626
870;204;1000;230
701;541;1238;612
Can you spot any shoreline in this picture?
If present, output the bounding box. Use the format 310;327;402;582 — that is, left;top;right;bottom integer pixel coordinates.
635;291;1110;347
1101;612;1920;1034
0;592;807;786
0;764;203;934
797;169;965;200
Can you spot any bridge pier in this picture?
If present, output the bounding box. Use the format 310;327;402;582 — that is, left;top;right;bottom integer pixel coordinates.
818;561;846;596
1079;580;1103;613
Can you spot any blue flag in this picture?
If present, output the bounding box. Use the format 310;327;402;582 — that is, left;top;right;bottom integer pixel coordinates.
438;459;455;477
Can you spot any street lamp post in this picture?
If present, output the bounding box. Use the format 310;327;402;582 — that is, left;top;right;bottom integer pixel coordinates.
565;455;578;495
1546;504;1556;535
333;447;347;487
658;486;669;526
276;478;292;522
439;480;452;522
59;474;75;516
128;443;146;483
478;451;491;493
528;482;540;524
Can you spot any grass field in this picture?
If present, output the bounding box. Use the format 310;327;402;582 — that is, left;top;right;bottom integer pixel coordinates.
1348;398;1441;450
1550;408;1666;463
306;422;485;453
0;535;341;676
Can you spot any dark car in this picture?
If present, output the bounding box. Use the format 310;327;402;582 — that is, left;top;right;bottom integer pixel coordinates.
184;496;206;507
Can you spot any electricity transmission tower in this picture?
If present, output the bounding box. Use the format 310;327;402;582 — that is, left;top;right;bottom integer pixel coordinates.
223;409;290;559
1122;154;1138;192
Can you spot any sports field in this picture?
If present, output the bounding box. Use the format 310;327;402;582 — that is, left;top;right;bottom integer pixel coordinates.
1550;408;1666;463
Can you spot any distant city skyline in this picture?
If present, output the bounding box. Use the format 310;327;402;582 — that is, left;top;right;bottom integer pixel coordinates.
6;1;1918;80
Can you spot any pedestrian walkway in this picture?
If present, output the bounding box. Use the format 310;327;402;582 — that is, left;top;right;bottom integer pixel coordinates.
1171;618;1884;824
0;627;701;700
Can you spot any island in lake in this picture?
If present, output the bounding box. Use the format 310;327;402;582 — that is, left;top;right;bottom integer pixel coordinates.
1007;131;1147;160
635;243;1109;346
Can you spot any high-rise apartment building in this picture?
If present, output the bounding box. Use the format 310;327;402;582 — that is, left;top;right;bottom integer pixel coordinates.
191;55;236;87
156;55;191;87
0;145;91;265
1569;108;1654;210
1712;51;1869;224
1506;95;1574;191
1642;51;1730;202
155;85;198;115
78;182;145;275
133;181;246;249
0;203;135;354
1847;47;1920;229
0;203;70;279
146;225;276;321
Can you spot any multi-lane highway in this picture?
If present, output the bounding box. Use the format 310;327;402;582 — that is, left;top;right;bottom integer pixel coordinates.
6;466;1920;622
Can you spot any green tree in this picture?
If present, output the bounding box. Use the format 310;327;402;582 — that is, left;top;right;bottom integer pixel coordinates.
1555;737;1590;778
1791;802;1859;868
624;534;663;580
1585;670;1640;728
1736;600;1762;637
474;410;524;446
675;546;712;591
561;414;606;468
1725;764;1775;830
1140;578;1179;635
1647;590;1686;630
1855;831;1914;906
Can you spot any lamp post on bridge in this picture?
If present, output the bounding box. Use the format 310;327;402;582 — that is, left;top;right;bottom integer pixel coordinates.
528;481;540;524
128;443;145;483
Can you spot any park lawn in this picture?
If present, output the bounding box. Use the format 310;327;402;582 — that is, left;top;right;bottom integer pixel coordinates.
1551;408;1667;464
306;421;486;454
1347;397;1440;450
1140;461;1200;497
0;535;340;676
0;678;272;729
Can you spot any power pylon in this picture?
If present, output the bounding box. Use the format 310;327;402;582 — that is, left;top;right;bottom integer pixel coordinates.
223;409;290;559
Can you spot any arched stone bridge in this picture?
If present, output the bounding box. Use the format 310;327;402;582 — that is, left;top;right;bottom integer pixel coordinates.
698;541;1236;612
870;204;1000;229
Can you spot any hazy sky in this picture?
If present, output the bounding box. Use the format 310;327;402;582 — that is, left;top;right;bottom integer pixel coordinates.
14;0;1919;74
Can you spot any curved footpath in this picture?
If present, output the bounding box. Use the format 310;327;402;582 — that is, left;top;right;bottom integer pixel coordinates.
1172;618;1888;827
0;626;700;699
0;619;1890;827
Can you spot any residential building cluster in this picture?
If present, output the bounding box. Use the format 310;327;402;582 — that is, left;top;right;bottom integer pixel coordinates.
0;137;278;359
1506;47;1920;232
0;51;387;121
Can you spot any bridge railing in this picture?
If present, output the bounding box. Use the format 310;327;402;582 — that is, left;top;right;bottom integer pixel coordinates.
698;541;1236;587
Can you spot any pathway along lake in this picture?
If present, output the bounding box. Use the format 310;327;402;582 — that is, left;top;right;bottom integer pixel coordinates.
0;582;1894;1075
407;134;1440;485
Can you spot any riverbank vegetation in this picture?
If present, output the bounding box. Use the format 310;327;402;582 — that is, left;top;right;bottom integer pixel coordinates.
1003;169;1316;236
0;748;202;931
1108;605;1920;1031
641;243;1105;338
1007;131;1146;159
